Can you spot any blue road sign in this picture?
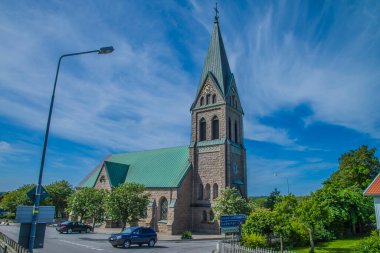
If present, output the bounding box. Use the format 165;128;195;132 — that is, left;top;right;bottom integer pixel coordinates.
27;186;49;203
220;220;241;227
220;214;246;222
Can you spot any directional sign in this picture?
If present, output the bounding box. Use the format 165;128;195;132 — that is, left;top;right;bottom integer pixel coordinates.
27;186;49;203
221;226;240;233
220;220;241;227
15;206;55;223
220;214;246;222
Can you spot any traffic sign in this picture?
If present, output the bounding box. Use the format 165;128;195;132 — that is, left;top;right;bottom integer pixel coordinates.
15;206;55;223
27;186;49;203
221;226;240;233
220;214;246;222
220;220;241;227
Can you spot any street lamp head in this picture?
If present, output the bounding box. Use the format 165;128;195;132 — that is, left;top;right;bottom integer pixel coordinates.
98;46;114;54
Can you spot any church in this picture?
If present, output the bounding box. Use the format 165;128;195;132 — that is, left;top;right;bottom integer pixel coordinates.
79;13;247;235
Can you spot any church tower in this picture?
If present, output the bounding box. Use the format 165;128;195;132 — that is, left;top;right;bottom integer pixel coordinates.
189;11;247;233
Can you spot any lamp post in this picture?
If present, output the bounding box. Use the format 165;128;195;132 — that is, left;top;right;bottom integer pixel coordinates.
29;46;114;252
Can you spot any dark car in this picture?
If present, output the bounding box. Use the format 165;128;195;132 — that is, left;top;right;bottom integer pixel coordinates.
56;221;92;234
108;226;157;248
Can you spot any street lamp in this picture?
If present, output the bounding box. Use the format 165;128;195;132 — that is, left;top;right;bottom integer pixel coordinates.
29;46;114;252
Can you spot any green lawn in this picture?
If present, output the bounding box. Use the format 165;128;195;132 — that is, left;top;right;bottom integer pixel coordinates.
293;237;362;253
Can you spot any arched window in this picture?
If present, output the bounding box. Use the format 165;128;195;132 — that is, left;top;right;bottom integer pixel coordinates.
212;116;219;140
232;96;235;106
213;183;219;199
209;210;215;222
160;197;168;221
234;120;238;143
200;97;204;106
205;184;211;200
206;94;211;105
198;184;204;200
212;94;217;104
202;210;207;223
99;175;106;184
228;118;232;140
199;118;206;141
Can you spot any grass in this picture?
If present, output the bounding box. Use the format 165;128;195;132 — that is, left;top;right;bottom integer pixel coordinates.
293;237;363;253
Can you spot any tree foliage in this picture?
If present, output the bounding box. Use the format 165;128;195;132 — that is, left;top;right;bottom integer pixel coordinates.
264;188;281;211
105;182;150;229
243;208;274;239
44;180;74;218
273;195;298;252
212;187;248;220
67;187;106;230
295;194;332;253
0;184;35;213
325;145;380;190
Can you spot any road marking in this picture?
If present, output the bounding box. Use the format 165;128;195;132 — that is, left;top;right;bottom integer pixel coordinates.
60;240;104;251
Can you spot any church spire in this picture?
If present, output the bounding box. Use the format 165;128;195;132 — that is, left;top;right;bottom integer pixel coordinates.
197;4;232;97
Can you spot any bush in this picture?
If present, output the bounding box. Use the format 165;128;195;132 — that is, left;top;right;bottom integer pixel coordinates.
242;233;267;248
181;231;193;240
355;231;380;253
3;213;15;220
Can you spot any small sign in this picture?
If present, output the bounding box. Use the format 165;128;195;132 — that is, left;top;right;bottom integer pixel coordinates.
220;220;241;227
221;226;240;233
27;186;49;203
220;214;246;222
15;206;55;223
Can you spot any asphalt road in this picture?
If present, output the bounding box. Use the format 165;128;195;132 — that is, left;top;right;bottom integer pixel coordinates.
0;225;217;253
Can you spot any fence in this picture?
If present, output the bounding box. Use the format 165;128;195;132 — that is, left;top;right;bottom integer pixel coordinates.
0;232;29;253
218;239;295;253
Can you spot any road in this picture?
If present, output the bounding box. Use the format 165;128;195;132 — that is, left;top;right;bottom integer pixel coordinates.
0;225;217;253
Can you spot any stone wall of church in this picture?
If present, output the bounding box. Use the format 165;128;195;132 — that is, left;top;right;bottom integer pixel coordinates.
172;169;193;234
94;165;112;190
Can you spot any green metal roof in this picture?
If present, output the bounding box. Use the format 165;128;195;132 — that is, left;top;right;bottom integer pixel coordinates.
81;146;191;188
104;161;129;187
197;21;231;97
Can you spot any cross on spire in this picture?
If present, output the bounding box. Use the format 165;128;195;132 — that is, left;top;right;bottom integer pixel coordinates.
214;2;219;23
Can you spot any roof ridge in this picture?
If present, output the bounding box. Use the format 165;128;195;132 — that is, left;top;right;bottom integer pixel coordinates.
111;145;188;156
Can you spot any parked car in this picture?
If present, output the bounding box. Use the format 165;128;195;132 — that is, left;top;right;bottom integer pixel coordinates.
56;221;92;234
108;226;157;248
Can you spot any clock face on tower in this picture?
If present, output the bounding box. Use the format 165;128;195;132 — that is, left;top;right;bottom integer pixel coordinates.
232;163;238;174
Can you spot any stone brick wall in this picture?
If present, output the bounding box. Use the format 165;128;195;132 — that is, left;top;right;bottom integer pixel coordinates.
94;165;111;190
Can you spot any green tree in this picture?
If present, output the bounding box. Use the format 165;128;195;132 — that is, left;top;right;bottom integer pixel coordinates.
0;184;34;213
296;194;332;253
212;187;249;220
243;208;274;244
106;182;150;230
67;187;106;231
325;145;380;190
44;180;74;218
264;188;281;211
273;195;298;252
355;231;380;253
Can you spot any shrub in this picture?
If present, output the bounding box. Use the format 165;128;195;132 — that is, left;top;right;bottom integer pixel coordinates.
181;231;193;240
3;213;15;220
355;231;380;253
242;233;267;248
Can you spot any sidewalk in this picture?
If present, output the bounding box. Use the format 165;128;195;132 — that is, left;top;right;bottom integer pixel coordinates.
94;227;224;241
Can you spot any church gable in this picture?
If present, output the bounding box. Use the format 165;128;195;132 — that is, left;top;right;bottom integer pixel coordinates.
192;73;225;110
226;76;244;114
94;164;112;190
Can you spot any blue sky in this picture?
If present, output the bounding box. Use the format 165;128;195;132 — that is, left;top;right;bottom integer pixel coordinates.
0;0;379;196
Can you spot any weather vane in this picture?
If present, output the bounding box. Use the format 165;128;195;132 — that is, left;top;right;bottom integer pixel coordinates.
214;2;219;23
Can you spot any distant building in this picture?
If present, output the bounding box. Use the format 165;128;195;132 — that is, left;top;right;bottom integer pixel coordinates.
364;174;380;230
79;13;247;234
